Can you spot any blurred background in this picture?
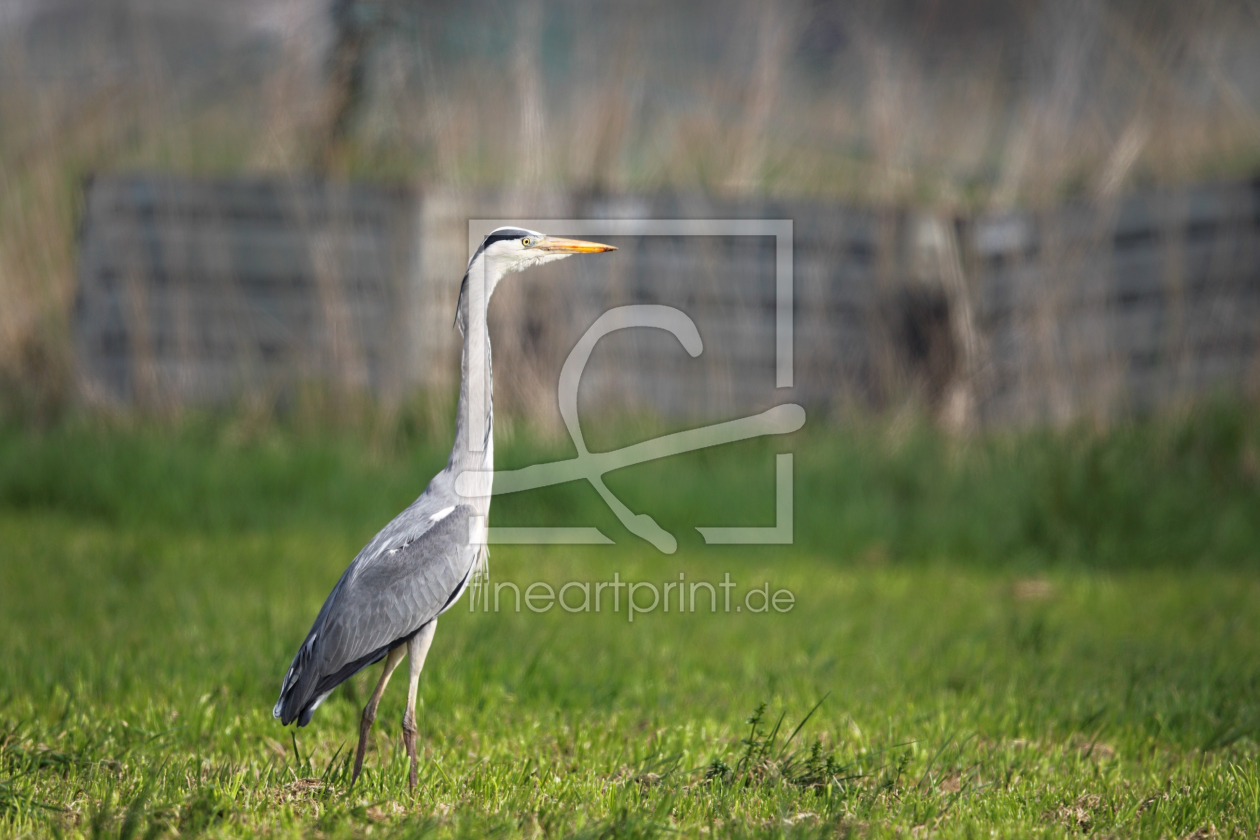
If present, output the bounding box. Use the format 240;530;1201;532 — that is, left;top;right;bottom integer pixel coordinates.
0;0;1258;571
1;0;1257;434
2;6;1260;834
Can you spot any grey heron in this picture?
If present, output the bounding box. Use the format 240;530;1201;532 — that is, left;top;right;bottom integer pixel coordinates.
273;227;615;790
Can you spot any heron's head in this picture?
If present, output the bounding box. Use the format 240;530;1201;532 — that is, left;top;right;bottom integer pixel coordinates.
472;226;616;279
456;227;615;331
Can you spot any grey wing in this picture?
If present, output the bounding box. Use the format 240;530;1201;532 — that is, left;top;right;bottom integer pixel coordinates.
273;503;481;726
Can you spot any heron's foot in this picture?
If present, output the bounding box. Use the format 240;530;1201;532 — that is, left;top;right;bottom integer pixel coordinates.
402;709;418;791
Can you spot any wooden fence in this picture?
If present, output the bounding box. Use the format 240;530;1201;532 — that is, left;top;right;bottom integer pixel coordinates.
964;181;1260;425
75;174;1260;427
75;175;419;410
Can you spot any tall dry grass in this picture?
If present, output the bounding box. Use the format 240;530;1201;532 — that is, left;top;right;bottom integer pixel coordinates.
0;0;1257;422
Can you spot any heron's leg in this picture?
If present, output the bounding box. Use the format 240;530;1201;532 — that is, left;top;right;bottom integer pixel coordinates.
350;644;407;791
402;619;438;791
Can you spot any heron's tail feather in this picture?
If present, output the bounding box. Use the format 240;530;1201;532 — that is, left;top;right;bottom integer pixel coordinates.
275;635;397;727
273;632;320;725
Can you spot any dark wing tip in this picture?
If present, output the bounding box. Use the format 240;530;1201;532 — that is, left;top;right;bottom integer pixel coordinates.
273;644;314;725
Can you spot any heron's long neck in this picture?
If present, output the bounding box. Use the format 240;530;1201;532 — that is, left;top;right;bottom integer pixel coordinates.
449;324;494;478
447;259;498;492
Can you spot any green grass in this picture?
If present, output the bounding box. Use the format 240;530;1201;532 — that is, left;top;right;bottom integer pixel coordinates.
1;407;1259;837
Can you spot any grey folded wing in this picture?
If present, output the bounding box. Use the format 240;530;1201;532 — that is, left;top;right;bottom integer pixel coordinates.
273;503;481;726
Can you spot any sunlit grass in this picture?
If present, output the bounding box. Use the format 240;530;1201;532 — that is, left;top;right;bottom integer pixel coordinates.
1;410;1258;837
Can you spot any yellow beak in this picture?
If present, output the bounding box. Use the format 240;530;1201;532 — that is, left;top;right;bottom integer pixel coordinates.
536;237;617;254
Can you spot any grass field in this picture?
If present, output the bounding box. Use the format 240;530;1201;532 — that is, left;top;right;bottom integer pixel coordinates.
1;408;1259;838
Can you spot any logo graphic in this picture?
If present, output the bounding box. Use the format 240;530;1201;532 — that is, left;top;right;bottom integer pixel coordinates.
456;219;802;553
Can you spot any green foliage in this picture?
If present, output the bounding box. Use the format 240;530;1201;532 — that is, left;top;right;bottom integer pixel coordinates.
0;401;1258;569
0;408;1258;836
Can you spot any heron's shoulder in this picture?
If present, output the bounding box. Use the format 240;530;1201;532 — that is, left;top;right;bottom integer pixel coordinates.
349;495;476;574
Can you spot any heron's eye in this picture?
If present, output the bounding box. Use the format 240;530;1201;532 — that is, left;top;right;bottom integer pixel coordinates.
521;237;533;247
